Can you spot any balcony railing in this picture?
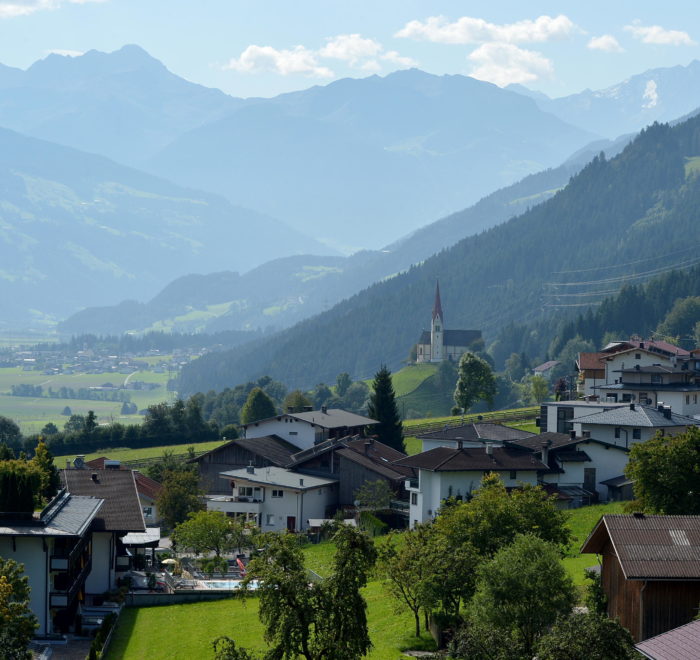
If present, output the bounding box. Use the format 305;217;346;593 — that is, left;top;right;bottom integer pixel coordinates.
50;557;92;608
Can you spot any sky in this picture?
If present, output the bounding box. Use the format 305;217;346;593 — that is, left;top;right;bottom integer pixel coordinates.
0;1;699;98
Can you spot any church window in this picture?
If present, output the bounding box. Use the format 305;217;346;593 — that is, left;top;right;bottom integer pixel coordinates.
435;325;440;332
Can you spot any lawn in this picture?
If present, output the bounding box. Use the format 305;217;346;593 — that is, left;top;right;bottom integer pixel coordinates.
106;540;434;660
52;439;227;465
389;364;439;397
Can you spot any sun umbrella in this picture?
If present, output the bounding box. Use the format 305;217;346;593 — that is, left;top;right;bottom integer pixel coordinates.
161;558;178;565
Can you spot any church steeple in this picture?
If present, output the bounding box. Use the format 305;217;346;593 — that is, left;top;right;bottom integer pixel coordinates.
432;281;443;321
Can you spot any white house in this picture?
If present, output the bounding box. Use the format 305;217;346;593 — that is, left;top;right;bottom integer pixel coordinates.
392;443;548;526
571;403;696;448
0;491;103;636
208;466;337;532
242;407;378;451
539;400;627;434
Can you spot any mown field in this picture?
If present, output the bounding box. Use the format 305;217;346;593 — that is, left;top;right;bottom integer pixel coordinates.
0;366;173;434
106;503;617;659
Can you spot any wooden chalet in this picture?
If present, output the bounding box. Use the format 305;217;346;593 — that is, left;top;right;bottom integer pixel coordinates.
581;514;700;641
188;435;300;494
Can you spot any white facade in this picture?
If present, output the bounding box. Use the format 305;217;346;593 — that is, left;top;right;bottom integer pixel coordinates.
572;421;688;448
208;468;336;532
85;531;115;594
602;349;675;384
244;415;316;450
541;401;626;434
405;468;540;526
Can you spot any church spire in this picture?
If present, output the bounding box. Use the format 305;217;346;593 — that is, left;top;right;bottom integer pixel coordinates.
432;281;443;321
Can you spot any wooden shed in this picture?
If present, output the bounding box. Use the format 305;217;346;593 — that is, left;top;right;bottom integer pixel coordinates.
581;514;700;641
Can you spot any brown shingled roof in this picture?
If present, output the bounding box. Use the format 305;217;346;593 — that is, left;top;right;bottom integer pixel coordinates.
577;351;606;371
61;468;145;533
636;619;700;659
581;514;700;580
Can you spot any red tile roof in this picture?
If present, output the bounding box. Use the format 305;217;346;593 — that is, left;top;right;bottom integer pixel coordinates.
577;352;606;371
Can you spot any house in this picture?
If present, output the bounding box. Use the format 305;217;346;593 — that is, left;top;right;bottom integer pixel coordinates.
242;407;378;451
288;435;414;508
61;467;146;594
576;352;606;397
636;619;700;659
416;282;481;363
581;514;700;641
533;360;559;379
571;403;696;448
188;435;300;494
208;466;337;532
85;457;163;525
417;422;536;452
0;490;103;636
538;400;627;434
512;431;630;504
393;442;548;526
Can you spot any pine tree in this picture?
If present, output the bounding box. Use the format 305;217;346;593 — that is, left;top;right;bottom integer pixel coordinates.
366;366;403;452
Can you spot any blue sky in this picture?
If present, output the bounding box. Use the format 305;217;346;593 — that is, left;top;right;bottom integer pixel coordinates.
0;1;698;98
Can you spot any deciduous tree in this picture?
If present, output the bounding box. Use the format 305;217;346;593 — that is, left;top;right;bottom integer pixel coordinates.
157;470;204;530
172;510;250;558
31;441;60;502
626;426;700;514
0;558;38;660
454;352;497;412
240;387;276;424
283;390;313;413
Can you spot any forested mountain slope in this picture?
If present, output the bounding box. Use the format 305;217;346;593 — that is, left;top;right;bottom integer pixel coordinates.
178;117;700;393
0;128;328;327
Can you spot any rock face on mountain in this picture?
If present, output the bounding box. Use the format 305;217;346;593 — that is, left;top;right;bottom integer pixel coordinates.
0;127;329;327
515;60;700;139
146;68;594;249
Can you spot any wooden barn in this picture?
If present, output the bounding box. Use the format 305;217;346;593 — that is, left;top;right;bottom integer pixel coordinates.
581;514;700;641
188;435;300;494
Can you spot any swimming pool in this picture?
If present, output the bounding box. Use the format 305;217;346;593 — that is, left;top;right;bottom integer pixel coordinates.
200;579;259;590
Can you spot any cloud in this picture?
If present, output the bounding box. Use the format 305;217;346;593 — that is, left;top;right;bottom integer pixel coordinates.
225;34;417;78
624;22;695;46
224;45;334;78
396;14;575;45
467;42;553;86
642;79;659;108
381;50;418;67
47;48;84;57
587;34;624;52
319;34;382;65
0;0;103;19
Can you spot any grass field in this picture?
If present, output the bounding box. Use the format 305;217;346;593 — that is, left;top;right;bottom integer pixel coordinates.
0;366;174;434
389;363;438;397
52;439;227;465
106;503;615;659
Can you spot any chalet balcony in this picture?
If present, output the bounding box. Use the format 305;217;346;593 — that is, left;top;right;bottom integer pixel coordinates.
405;478;419;490
206;495;263;516
50;557;92;608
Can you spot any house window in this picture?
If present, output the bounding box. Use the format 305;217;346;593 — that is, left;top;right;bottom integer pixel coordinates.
632;428;641;440
239;487;253;497
651;374;662;384
686;395;690;405
411;493;417;505
289;431;298;435
271;490;283;498
614;427;621;439
266;514;275;526
635;353;641;359
143;506;153;518
622;393;632;402
509;470;517;480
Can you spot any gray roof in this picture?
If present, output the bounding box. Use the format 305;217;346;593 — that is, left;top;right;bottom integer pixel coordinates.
572;404;697;428
636;619;700;659
393;445;548;472
418;329;481;346
597;382;700;392
0;494;103;537
419;422;535;443
243;408;377;430
219;466;336;490
581;514;700;579
190;435;299;467
600;475;634;488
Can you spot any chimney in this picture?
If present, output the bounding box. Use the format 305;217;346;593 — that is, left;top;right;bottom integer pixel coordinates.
541;438;552;464
457;439;463;450
629;403;635;411
569;430;576;440
657;402;664;412
246;464;255;474
663;406;672;420
299;478;304;486
91;473;98;483
364;440;371;455
321;405;327;414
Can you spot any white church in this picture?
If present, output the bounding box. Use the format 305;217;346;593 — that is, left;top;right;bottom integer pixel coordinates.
416;283;481;363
